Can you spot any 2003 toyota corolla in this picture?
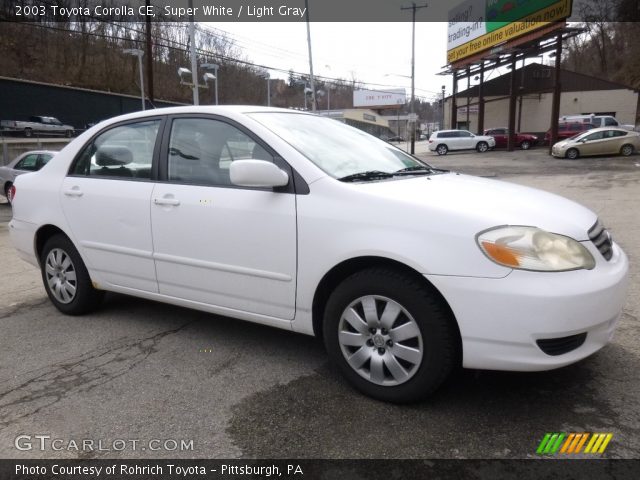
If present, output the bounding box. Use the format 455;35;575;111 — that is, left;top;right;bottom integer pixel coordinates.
9;107;629;403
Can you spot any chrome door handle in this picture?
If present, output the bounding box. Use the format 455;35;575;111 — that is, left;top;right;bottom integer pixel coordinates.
63;188;83;197
154;197;180;206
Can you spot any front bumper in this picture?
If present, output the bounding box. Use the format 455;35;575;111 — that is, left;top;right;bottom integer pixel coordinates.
426;241;629;371
551;145;567;157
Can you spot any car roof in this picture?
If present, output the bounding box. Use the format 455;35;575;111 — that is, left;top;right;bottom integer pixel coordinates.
579;126;630;133
91;106;316;130
16;150;58;156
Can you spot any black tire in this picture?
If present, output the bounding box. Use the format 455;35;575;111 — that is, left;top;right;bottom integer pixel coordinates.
4;183;12;206
566;148;579;160
24;128;32;138
520;140;531;150
40;234;104;315
476;141;489;153
323;267;458;403
436;144;448;155
620;144;634;156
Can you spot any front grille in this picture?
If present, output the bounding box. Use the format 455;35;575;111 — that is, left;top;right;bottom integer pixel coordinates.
588;220;613;261
536;333;587;356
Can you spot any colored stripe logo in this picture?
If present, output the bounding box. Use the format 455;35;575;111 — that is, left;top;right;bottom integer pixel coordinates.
536;433;613;455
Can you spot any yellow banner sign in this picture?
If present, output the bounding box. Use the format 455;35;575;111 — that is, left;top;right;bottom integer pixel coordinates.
447;0;572;64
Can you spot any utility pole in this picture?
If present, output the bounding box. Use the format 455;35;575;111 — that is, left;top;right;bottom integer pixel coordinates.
188;0;199;105
401;2;428;154
145;0;154;104
305;0;317;111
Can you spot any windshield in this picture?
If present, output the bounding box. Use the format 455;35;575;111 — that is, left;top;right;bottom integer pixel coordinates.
249;112;431;179
567;132;588;141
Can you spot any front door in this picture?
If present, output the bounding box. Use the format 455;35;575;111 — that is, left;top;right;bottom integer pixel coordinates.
150;116;297;320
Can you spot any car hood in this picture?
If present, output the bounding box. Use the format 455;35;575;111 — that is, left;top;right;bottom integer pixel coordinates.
554;139;570;148
353;172;597;241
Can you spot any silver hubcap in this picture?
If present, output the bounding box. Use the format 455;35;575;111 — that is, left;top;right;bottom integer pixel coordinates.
623;146;632;155
479;143;487;152
437;146;446;154
338;295;423;386
45;248;77;304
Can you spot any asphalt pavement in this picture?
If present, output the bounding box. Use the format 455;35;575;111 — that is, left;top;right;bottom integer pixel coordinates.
0;148;638;459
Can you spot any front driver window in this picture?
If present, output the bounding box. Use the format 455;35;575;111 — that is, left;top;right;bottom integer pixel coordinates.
168;118;273;187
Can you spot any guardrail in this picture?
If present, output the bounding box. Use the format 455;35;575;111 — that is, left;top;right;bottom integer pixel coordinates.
0;135;71;165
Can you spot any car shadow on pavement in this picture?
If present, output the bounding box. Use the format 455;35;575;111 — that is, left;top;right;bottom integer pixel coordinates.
226;326;637;459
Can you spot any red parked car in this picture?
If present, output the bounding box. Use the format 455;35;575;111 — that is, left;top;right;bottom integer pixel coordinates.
484;128;538;150
544;122;596;144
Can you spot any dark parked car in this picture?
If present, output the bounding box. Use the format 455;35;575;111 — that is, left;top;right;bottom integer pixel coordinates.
484;128;538;150
544;123;596;144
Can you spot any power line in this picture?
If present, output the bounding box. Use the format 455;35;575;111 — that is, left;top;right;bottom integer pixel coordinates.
12;21;442;104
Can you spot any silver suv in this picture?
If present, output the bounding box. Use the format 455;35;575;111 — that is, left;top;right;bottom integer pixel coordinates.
428;130;496;155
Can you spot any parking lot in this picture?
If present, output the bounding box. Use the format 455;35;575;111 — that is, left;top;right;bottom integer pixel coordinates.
0;148;638;459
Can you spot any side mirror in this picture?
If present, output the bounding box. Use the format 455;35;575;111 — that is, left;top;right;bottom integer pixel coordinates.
230;160;289;188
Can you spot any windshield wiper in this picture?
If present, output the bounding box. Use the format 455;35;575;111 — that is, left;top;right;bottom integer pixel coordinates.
394;165;449;175
338;170;394;182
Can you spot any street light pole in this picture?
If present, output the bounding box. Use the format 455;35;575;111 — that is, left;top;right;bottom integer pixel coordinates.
304;0;317;111
265;74;271;106
401;2;427;155
441;85;445;130
123;49;145;110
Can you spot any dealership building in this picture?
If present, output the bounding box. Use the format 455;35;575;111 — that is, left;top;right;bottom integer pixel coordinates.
444;63;639;134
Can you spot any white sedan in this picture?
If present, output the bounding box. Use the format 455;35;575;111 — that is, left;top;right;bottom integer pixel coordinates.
1;150;57;204
9;107;628;403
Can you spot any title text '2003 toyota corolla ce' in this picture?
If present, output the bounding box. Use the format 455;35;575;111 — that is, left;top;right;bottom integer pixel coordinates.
8;106;629;403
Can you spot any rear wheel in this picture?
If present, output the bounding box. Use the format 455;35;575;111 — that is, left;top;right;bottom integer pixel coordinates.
620;144;634;156
566;148;579;160
323;268;457;403
520;140;531;150
436;144;448;155
476;141;489;153
40;234;104;315
24;128;32;138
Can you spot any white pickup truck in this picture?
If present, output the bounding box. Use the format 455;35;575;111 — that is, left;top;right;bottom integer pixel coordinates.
560;114;635;131
1;116;75;138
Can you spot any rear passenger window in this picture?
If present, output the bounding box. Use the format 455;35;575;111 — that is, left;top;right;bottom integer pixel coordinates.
71;120;160;179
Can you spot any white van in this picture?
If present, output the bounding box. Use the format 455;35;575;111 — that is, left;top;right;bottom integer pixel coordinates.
560;114;634;130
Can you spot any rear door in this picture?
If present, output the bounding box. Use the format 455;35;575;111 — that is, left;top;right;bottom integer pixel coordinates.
60;117;163;292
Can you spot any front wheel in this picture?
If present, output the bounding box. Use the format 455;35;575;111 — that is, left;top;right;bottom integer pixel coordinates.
40;234;104;315
323;268;457;403
620;144;634;156
476;141;489;153
566;148;579;160
520;140;531;150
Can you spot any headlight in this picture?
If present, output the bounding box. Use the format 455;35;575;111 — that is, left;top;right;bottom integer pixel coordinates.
477;226;595;271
